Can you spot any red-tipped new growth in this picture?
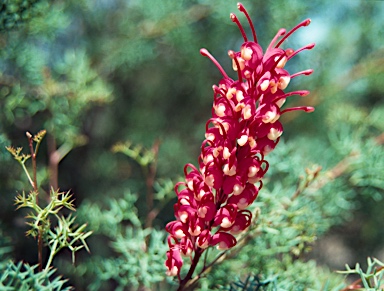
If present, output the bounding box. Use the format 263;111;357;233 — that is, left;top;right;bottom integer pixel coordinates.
165;3;315;284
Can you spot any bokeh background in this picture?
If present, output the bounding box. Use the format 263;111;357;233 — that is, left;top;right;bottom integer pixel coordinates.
0;0;383;290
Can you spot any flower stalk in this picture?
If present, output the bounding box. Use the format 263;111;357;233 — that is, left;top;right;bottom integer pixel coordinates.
164;3;315;289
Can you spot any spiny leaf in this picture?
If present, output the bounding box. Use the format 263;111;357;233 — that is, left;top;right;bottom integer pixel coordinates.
32;129;46;143
5;146;31;163
112;140;156;167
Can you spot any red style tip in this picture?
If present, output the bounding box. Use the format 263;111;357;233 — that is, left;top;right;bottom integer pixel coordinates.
275;19;312;48
288;43;316;60
200;48;229;79
307;43;316;49
267;28;286;51
305;106;315;112
230;13;248;42
281;106;315;114
199;48;209;57
237;3;257;42
291;69;314;79
299;90;310;96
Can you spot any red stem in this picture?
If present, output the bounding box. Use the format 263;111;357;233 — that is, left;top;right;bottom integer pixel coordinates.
27;132;43;271
177;248;204;291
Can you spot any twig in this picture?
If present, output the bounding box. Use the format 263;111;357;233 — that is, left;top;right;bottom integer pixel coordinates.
26;132;43;271
339;266;384;291
144;139;160;229
286;165;322;210
47;134;59;190
26;132;38;194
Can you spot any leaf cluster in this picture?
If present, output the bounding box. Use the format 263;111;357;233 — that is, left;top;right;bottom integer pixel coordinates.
2;130;92;291
57;191;171;290
338;257;384;291
0;0;47;32
13;186;91;272
0;261;70;291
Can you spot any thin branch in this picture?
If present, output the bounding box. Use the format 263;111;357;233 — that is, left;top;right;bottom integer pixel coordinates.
144;139;160;229
47;134;59;190
26;132;43;271
26;132;38;193
339;266;384;291
20;162;35;189
177;248;204;291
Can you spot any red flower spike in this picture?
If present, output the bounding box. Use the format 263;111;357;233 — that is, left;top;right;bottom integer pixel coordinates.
196;229;212;249
228;183;258;209
291;69;314;79
230;13;248;42
175;204;195;223
165;3;314;279
203;160;224;190
238;156;261;179
267;123;283;141
275;19;311;48
237;3;257;42
229;210;252;235
175;187;196;207
165;246;183;277
188;215;203;236
211;232;237;250
213;204;238;228
180;237;194;257
197;194;217;221
222;174;245;195
166;221;188;239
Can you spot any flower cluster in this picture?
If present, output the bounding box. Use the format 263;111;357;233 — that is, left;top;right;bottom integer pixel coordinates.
165;3;315;279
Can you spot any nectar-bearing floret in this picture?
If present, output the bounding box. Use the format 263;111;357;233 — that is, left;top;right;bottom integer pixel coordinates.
165;3;315;282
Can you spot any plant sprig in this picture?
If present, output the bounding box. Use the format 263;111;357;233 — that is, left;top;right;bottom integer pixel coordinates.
338;257;384;290
7;130;91;273
46;213;92;271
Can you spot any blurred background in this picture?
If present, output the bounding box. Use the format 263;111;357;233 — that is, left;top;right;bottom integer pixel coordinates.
0;0;383;289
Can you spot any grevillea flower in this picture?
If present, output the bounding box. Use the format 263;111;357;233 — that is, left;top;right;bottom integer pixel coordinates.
165;3;315;282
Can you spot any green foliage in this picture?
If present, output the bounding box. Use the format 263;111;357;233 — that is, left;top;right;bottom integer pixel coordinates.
78;191;142;237
112;141;157;168
338;257;384;290
0;0;111;150
89;227;168;290
53;142;175;290
46;213;91;266
3;130;91;289
227;274;277;291
59;191;171;290
0;0;47;32
0;226;12;262
223;260;345;291
6;129;45;187
0;261;70;291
